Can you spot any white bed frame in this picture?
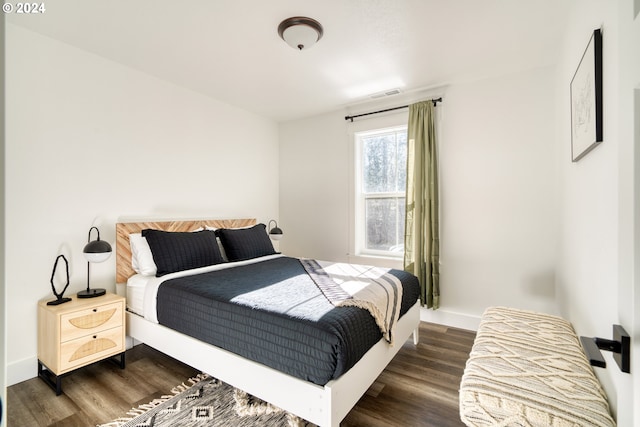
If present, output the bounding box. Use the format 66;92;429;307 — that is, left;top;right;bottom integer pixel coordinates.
116;219;420;427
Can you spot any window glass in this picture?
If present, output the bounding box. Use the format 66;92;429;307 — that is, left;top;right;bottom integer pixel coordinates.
356;126;407;257
365;197;405;252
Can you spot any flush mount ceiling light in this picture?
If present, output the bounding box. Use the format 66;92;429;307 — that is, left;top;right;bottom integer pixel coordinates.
278;16;323;50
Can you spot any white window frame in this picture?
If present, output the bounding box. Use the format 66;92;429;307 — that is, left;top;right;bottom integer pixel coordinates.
349;116;408;262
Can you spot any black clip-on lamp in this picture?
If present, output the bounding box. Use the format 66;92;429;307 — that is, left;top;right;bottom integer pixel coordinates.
47;254;72;306
78;226;111;298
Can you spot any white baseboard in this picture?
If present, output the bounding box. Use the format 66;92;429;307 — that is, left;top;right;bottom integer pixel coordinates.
420;307;481;331
7;356;36;387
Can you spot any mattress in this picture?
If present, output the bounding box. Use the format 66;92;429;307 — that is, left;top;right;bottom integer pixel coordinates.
125;274;149;315
147;256;420;385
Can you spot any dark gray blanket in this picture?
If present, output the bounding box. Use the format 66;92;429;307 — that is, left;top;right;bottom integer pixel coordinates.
156;256;419;385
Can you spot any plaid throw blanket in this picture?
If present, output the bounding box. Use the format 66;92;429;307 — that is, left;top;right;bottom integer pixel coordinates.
300;259;403;345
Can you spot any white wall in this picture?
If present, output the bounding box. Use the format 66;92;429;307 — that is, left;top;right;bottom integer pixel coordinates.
280;65;559;330
4;24;279;386
556;0;619;349
279;110;350;262
555;1;638;424
437;68;559;323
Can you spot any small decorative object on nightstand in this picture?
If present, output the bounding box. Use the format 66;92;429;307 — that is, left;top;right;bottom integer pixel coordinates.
78;226;111;298
38;292;125;395
46;254;72;306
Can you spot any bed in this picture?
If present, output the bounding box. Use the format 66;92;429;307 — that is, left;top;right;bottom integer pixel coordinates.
116;218;421;427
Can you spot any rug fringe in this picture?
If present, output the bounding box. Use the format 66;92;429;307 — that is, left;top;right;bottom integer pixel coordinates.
96;373;210;427
233;388;311;427
233;388;283;417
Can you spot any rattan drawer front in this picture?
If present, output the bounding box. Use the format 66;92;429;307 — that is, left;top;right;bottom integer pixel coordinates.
60;302;123;342
59;326;124;372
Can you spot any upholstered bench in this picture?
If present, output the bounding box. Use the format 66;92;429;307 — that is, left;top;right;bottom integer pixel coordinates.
459;307;615;427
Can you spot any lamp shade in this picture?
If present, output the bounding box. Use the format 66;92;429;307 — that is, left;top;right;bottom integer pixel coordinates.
278;17;323;50
83;239;112;263
268;220;283;240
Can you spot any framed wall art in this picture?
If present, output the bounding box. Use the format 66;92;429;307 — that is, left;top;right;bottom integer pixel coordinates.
570;28;603;162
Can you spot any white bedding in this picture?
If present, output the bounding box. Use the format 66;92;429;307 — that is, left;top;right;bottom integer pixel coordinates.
125;273;148;315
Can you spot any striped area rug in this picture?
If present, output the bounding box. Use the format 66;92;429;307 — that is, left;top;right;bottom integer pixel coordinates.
98;373;313;427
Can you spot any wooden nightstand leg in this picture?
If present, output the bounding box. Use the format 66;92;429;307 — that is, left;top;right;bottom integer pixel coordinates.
38;360;63;396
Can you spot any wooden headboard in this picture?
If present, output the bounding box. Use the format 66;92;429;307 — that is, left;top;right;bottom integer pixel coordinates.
115;218;256;283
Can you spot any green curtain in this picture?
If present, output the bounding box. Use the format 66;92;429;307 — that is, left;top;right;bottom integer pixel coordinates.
404;101;440;309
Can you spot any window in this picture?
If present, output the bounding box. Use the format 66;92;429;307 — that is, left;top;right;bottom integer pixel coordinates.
355;126;407;258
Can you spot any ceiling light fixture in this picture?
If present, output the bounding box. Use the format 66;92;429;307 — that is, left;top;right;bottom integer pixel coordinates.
278;16;323;51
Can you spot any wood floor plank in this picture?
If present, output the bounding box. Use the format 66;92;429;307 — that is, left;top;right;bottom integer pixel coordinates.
7;322;475;427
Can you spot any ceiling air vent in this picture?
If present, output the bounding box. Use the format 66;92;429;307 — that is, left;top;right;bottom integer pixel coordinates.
370;89;401;99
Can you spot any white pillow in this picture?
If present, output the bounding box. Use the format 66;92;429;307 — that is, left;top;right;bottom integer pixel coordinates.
129;233;157;276
205;225;229;261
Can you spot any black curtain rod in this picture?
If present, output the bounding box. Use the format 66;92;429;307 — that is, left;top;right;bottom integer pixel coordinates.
344;97;442;122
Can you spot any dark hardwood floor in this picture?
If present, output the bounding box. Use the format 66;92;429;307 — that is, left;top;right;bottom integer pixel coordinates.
7;322;475;427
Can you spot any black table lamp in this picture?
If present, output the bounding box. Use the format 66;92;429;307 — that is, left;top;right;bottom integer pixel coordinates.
78;226;111;298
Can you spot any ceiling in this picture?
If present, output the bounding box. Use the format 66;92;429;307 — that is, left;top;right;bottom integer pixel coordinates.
7;0;575;122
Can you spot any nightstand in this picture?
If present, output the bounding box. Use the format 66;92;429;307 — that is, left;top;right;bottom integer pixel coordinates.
37;292;125;395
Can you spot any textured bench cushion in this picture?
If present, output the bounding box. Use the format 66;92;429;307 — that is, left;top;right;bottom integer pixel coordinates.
460;307;615;427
